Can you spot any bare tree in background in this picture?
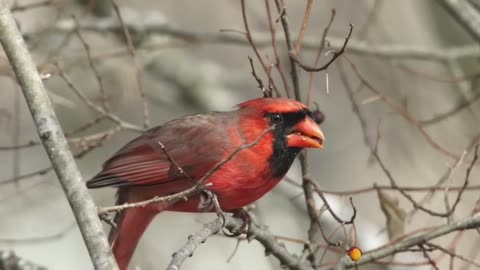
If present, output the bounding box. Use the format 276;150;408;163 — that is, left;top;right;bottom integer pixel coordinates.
0;0;480;270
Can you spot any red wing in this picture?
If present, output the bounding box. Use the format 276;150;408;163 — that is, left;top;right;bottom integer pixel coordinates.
86;114;230;188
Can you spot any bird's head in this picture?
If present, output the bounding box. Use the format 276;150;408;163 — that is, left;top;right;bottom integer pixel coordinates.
238;97;324;150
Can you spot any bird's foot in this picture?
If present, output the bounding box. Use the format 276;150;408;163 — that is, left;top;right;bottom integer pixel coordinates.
199;190;220;212
223;208;254;238
199;190;227;226
198;191;254;237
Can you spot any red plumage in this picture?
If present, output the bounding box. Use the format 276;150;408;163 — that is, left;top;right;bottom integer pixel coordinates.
87;97;324;269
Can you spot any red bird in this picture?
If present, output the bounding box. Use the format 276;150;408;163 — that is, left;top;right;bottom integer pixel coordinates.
87;97;324;269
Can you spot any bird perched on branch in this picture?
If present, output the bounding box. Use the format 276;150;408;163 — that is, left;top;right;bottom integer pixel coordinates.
87;97;324;270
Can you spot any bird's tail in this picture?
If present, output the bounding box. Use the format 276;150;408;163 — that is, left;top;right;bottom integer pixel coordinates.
109;191;158;270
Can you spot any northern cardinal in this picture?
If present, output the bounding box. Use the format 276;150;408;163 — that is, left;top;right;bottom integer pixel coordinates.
87;97;324;269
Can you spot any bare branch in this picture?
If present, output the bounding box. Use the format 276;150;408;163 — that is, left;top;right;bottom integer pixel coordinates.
0;166;53;186
35;14;480;62
293;0;314;54
420;92;480;126
419;244;440;270
274;0;301;99
98;183;206;216
264;0;290;97
167;216;314;270
0;2;118;269
0;223;76;244
55;64;144;132
247;56;268;97
331;214;480;269
240;0;279;96
448;145;479;215
110;0;149;128
344;56;480;162
291;24;353;72
306;9;336;106
72;15;109;112
305;176;357;225
372;118;473;218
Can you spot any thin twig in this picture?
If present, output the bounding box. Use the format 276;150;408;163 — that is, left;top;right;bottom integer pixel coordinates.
260;171;480;195
449;145;479;215
248;56;267;96
72;15;109;112
291;24;353;72
397;63;480;83
306;9;336;106
0;222;76;244
373;118;465;218
240;0;279;96
110;0;149;128
305;176;357;225
35;14;480;61
98;183;208;215
307;201;342;247
293;0;314;54
274;0;300;99
264;0;290;97
0;140;40;150
344;56;479;162
55;64;144;132
157;141;195;183
419;244;440;270
339;57;480;219
0;115;106;151
420;92;480;126
0;167;53;186
426;242;480;268
12;83;21;185
408;149;468;221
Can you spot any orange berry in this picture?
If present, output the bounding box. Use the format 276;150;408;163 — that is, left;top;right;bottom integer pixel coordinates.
348;246;362;261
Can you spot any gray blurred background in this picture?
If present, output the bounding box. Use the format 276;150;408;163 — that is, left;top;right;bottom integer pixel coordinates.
1;0;479;269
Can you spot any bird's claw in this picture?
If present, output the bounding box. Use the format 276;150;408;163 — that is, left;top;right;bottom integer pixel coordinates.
223;208;254;239
199;190;228;227
199;190;223;213
199;192;254;238
198;189;215;212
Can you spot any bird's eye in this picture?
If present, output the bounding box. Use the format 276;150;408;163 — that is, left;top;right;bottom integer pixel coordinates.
269;113;283;124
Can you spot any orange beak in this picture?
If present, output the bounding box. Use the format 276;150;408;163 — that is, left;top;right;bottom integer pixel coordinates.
286;117;324;148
